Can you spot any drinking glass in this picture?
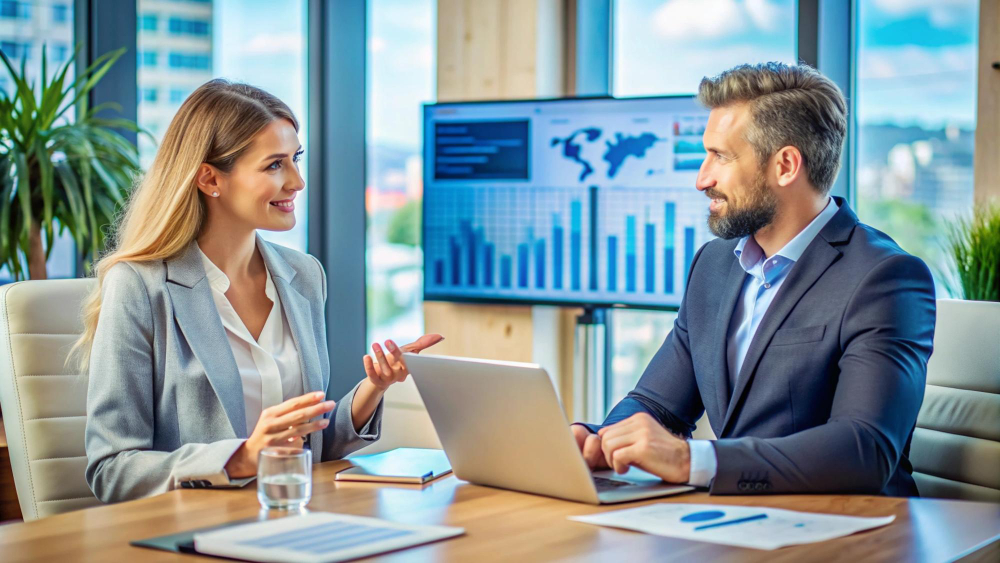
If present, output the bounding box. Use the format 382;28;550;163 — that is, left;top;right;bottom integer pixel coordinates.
257;447;312;510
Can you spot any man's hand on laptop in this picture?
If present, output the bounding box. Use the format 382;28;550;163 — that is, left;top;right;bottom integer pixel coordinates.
571;423;610;470
594;413;691;483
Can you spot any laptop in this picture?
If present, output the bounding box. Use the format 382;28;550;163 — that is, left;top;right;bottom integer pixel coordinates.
403;353;694;504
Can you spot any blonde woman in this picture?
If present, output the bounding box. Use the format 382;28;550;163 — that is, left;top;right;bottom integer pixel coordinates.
76;79;442;503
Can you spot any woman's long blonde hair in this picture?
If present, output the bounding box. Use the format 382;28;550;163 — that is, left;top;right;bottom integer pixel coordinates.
71;79;298;372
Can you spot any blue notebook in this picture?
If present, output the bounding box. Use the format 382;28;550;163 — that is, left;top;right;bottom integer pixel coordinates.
336;448;452;484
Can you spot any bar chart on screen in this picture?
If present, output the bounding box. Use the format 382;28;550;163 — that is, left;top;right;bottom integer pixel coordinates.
423;96;714;309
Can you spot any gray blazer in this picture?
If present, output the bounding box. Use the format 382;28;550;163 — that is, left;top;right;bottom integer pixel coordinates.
85;234;382;503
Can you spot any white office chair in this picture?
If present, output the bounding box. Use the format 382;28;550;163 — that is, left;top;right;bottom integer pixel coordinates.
0;279;99;520
910;298;1000;501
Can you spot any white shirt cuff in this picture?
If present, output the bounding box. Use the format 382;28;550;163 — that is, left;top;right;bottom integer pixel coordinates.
686;439;718;487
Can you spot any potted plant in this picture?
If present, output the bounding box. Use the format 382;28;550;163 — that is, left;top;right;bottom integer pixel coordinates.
0;45;142;280
945;204;1000;302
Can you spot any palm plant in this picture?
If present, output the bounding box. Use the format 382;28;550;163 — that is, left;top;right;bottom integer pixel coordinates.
945;204;1000;302
0;45;142;280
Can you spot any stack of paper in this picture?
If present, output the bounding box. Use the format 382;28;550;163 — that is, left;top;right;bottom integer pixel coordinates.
569;503;895;550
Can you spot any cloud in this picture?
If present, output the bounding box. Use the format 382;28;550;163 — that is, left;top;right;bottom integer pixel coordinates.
651;0;787;40
241;33;303;55
652;0;743;40
871;0;973;27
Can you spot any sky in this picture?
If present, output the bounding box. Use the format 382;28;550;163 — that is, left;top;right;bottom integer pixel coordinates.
614;0;979;129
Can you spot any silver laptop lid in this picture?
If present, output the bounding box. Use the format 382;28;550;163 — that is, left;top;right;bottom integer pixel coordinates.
403;353;600;504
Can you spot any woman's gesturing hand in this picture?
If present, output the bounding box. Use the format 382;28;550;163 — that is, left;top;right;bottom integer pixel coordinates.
225;391;337;478
362;333;444;391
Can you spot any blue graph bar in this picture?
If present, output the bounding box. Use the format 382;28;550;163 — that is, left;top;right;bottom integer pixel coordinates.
684;227;695;285
534;239;546;288
483;243;495;287
589;186;599;291
553;216;564;290
664;203;676;293
517;244;529;288
500;255;512;288
607;236;618;292
626;215;636;292
449;236;461;285
571;200;583;291
645;222;655;293
434;259;444;285
460;221;477;286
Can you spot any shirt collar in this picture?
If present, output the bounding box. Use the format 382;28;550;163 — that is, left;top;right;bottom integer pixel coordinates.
733;196;839;276
197;244;277;300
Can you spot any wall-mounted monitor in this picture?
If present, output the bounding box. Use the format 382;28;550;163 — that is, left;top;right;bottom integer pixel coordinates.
422;95;713;310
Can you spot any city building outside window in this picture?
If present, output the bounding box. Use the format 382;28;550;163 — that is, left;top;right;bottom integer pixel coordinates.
365;0;435;346
854;0;979;293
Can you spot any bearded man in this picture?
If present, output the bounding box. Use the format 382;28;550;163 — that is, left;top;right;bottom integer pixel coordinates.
570;62;935;496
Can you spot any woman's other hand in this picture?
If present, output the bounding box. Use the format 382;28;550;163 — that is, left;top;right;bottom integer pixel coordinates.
362;333;444;391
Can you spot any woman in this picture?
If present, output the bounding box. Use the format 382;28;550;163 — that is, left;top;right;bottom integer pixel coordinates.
74;79;441;504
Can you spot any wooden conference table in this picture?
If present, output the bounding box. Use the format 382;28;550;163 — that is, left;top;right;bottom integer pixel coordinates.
1;459;998;562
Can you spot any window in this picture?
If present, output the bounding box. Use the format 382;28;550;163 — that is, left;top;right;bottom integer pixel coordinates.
0;1;75;280
51;42;68;63
139;14;157;31
607;0;798;411
52;3;67;23
140;87;158;102
168;17;210;37
169;87;189;104
854;0;979;291
139;49;157;67
365;0;436;345
0;40;30;61
137;0;309;252
168;52;211;70
0;1;30;20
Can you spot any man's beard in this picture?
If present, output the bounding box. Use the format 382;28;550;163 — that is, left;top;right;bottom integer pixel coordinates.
706;170;778;240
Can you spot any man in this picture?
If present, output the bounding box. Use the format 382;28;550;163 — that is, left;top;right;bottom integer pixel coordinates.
571;62;935;496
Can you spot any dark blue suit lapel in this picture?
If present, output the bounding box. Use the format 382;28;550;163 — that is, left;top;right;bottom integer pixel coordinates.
711;257;747;430
719;198;857;437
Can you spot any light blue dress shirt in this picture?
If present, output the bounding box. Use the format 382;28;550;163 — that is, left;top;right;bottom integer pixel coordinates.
687;197;839;487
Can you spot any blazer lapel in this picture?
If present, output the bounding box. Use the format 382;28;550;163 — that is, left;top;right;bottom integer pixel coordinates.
710;255;748;427
257;237;325;454
166;243;247;438
256;236;324;398
719;199;858;437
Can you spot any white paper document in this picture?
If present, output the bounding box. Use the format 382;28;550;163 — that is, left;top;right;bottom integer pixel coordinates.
569;503;895;550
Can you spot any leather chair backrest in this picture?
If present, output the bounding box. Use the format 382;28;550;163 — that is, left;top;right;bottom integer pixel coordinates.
0;279;99;520
911;299;1000;501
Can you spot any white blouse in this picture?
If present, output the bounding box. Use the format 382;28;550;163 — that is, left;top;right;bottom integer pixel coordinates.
198;246;304;437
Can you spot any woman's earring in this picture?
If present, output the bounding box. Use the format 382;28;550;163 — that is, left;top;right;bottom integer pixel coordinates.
212;192;219;198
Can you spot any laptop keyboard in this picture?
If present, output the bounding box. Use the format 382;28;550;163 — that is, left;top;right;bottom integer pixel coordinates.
593;476;634;489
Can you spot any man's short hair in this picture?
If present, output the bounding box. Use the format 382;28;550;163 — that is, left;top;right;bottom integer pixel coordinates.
697;62;848;194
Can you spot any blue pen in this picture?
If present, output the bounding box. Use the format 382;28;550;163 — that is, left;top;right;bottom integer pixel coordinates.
693;513;768;531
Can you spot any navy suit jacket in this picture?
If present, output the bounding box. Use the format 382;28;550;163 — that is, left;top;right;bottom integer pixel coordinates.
591;197;935;496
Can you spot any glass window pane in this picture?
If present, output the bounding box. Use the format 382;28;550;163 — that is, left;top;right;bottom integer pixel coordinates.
0;1;76;281
613;0;797;97
136;0;309;252
607;0;797;413
855;0;979;291
365;0;436;345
